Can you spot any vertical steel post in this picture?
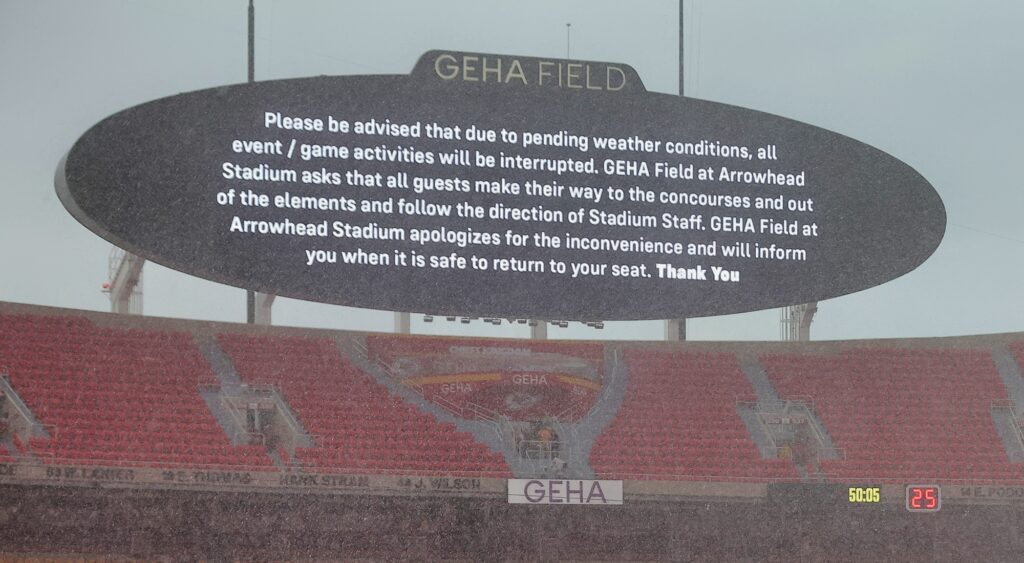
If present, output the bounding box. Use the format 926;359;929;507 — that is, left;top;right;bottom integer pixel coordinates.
246;0;256;324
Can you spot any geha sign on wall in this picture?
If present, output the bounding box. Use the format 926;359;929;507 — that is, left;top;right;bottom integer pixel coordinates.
507;479;624;505
56;50;945;320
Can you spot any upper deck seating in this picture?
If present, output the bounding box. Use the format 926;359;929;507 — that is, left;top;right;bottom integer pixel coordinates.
590;349;797;481
762;348;1019;483
0;313;270;467
218;333;509;476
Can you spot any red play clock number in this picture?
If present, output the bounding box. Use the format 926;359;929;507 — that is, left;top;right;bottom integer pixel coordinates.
905;485;941;512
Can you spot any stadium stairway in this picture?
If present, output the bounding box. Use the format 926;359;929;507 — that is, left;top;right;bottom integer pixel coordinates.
992;346;1024;407
0;376;48;438
1;435;36;463
340;335;509;459
990;346;1024;461
193;332;314;463
0;375;47;464
193;332;256;446
738;352;838;463
347;336;625;479
560;344;631;479
484;345;624;479
198;390;246;446
735;352;781;458
990;407;1024;462
741;352;835;454
737;352;782;404
735;406;776;459
194;333;244;394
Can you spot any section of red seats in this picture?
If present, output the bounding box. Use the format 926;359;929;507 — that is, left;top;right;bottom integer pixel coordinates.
217;333;509;477
0;313;270;468
762;348;1018;483
590;349;798;481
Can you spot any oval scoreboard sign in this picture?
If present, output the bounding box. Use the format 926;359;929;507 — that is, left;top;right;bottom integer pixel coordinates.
56;50;945;320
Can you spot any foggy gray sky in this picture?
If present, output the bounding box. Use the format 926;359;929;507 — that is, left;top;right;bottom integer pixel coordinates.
0;0;1021;341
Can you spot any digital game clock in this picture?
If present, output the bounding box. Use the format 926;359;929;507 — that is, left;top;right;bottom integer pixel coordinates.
848;487;881;503
905;485;941;512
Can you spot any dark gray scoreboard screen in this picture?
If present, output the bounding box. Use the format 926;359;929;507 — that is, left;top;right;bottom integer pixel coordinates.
56;50;945;320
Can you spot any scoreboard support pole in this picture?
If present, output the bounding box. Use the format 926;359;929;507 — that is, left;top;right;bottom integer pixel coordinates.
665;318;686;341
394;312;411;334
664;0;688;342
253;293;275;325
678;0;684;97
530;321;548;340
244;0;277;325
